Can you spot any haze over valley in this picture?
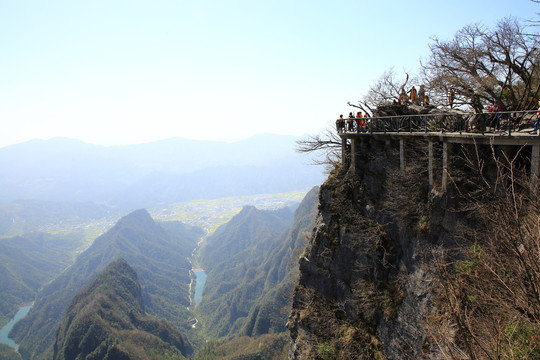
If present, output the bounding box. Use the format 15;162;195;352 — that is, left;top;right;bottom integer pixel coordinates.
0;134;322;359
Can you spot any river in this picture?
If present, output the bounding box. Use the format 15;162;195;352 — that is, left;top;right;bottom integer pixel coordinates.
193;269;206;305
0;305;32;350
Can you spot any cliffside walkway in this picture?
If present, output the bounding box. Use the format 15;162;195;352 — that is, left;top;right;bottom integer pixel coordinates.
339;110;540;189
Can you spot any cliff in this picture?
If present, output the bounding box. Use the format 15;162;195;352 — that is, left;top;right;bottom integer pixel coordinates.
288;136;540;359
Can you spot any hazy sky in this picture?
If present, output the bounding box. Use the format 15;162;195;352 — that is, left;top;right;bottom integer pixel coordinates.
1;0;538;147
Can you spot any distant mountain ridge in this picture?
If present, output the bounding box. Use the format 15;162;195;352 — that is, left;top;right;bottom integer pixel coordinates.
0;135;324;206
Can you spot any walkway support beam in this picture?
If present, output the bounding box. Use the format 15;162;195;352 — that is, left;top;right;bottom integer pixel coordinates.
341;137;347;164
351;138;358;172
428;140;434;188
400;139;405;171
532;145;539;188
442;140;448;191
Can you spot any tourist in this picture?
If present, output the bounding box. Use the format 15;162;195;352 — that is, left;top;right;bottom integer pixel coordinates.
356;112;364;132
348;112;355;132
336;114;345;133
399;88;408;105
488;101;503;131
448;89;454;109
364;113;370;131
423;94;430;106
410;86;419;105
533;101;540;135
418;85;426;106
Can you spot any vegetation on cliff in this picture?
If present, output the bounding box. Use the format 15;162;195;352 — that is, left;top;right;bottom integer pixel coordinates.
426;145;540;359
290;131;540;359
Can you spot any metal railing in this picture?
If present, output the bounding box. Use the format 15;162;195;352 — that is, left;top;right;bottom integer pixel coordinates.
337;110;538;136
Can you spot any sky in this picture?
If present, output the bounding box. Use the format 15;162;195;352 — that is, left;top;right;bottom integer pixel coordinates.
1;0;538;147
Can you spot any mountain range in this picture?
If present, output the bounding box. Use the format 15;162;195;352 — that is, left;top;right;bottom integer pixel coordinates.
0;135;324;207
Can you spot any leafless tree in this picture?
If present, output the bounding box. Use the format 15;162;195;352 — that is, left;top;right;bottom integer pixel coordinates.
351;68;410;113
295;127;344;171
422;18;540;112
427;145;540;359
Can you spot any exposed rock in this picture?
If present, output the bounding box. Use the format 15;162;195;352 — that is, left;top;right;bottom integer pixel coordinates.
288;136;454;359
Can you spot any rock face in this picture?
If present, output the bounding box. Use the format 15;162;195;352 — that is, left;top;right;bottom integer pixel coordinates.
288;136;453;359
53;259;192;360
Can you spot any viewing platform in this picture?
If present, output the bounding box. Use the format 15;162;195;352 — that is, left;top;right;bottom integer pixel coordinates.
338;110;540;188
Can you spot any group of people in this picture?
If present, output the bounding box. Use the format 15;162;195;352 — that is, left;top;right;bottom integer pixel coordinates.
399;85;430;106
336;112;370;133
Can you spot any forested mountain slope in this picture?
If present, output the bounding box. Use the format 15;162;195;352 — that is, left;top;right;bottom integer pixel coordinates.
53;259;192;360
0;232;85;327
198;187;318;339
11;209;202;360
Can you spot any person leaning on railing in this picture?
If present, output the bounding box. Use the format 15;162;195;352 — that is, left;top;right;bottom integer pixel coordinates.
488;101;503;131
356;112;364;133
348;112;355;132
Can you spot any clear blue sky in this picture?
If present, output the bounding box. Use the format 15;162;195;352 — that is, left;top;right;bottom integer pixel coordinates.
1;0;538;147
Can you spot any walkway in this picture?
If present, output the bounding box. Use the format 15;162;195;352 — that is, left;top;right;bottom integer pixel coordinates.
338;110;540;189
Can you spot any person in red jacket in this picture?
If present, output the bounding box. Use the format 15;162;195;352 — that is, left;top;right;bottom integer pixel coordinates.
355;112;364;132
488;101;503;131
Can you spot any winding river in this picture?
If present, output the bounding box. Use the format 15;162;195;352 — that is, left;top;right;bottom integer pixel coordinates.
0;305;32;350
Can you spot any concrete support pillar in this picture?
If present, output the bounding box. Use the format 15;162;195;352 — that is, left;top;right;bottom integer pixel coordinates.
428;140;434;188
531;145;539;188
442;140;448;190
341;137;347;164
351;138;358;172
400;139;405;171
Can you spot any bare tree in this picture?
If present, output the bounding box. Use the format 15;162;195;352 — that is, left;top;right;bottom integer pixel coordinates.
422;18;540;112
352;68;410;113
427;146;540;359
295;127;344;171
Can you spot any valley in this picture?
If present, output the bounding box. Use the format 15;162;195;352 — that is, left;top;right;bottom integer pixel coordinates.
0;188;313;359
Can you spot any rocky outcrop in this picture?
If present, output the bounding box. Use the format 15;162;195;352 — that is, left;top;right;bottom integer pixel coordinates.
288;136;454;359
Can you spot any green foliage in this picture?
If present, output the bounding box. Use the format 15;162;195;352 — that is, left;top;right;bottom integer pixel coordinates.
0;232;86;327
315;342;336;360
197;188;319;339
503;322;540;359
0;343;22;360
193;333;288;360
54;259;192;360
11;209;202;360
